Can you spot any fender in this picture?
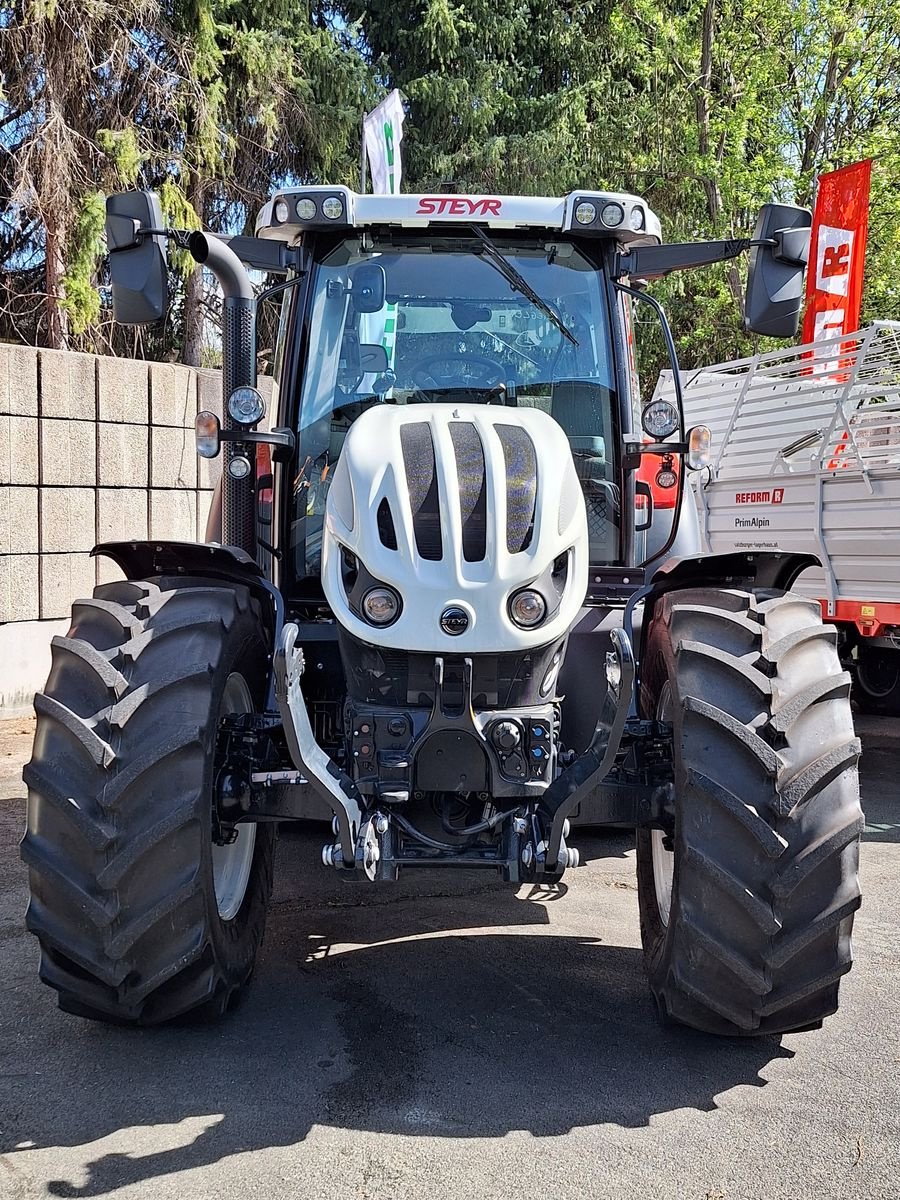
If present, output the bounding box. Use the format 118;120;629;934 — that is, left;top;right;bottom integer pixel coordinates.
625;549;821;706
91;539;284;664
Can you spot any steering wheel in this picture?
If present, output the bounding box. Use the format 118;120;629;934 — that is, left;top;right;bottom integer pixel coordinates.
412;354;506;393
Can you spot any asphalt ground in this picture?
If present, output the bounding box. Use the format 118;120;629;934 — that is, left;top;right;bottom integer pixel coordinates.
0;713;898;1200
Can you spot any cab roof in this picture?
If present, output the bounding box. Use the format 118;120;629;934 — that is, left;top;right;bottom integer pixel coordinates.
256;186;662;247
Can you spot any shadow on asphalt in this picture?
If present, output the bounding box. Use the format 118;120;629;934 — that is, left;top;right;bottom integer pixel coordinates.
857;723;900;844
859;734;900;849
1;832;790;1198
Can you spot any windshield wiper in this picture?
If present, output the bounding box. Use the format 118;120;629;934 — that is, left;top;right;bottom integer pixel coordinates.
470;224;578;347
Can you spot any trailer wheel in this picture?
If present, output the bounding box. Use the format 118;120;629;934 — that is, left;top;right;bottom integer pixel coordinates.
636;588;863;1036
22;578;275;1025
854;645;900;717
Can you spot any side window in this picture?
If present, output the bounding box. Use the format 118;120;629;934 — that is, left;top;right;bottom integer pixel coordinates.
271;280;293;387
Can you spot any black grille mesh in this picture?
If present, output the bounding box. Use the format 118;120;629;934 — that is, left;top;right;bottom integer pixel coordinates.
449;422;487;562
400;422;443;560
496;424;537;553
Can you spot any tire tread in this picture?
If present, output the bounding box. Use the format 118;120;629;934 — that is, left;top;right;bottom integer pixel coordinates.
638;587;862;1036
23;579;274;1025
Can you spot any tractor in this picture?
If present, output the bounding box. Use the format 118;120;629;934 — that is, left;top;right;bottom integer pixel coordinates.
22;184;863;1034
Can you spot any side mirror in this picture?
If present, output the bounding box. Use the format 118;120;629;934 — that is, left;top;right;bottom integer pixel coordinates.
359;343;389;373
352;263;386;313
744;203;811;338
105;191;169;325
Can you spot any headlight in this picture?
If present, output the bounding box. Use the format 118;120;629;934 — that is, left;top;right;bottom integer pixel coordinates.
227;386;266;426
509;589;547;628
296;198;316;220
322;196;344;220
228;453;252;480
575;202;597;225
362;586;401;626
274;199;290;223
642;399;679;439
629;207;646;232
600;202;625;228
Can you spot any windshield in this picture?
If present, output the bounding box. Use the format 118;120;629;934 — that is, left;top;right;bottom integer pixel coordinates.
290;235;619;578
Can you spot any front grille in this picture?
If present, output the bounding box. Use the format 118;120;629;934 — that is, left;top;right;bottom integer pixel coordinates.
400;422;443;560
450;421;487;562
496;424;536;553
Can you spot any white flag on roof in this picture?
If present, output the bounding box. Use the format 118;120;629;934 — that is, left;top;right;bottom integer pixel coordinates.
363;90;405;195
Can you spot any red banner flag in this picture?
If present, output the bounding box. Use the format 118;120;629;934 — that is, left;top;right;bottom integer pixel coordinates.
801;160;872;344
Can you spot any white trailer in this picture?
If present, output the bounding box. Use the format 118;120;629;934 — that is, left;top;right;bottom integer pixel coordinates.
659;321;900;713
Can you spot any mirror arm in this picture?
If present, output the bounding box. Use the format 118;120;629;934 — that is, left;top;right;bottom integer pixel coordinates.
613;281;687;568
623;440;688;470
109;225;260;300
219;427;295;462
614;237;755;280
616;231;808;282
220;235;306;275
112;227;308;277
108;226;194;253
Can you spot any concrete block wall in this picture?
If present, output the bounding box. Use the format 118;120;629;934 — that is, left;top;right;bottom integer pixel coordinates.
0;345;232;626
0;345;283;712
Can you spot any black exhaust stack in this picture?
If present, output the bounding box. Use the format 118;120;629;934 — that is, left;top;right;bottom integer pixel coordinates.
188;232;257;554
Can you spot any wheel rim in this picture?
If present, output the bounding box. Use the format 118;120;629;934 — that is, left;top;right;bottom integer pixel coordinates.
857;651;900;699
212;673;257;921
651;681;675;926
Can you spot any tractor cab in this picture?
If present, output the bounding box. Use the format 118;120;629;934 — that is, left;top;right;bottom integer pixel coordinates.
255;188;667;586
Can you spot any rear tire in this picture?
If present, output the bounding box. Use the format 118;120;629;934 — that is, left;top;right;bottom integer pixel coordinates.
636;588;863;1036
22;578;275;1025
854;645;900;716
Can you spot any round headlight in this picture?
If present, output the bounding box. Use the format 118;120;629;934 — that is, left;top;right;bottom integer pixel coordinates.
509;589;547;628
629;206;646;232
274;199;290;223
362;586;400;626
228;453;252;480
600;202;625;228
322;196;344;220
641;399;679;439
575;201;597;225
296;198;317;221
227;386;266;427
656;465;678;489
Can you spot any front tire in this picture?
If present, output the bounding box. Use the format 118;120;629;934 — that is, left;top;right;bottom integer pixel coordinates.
22;578;275;1025
636;588;863;1036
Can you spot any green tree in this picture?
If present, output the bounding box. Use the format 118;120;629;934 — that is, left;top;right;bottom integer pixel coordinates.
346;0;900;372
164;0;373;364
343;0;624;193
0;0;372;356
0;0;177;347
